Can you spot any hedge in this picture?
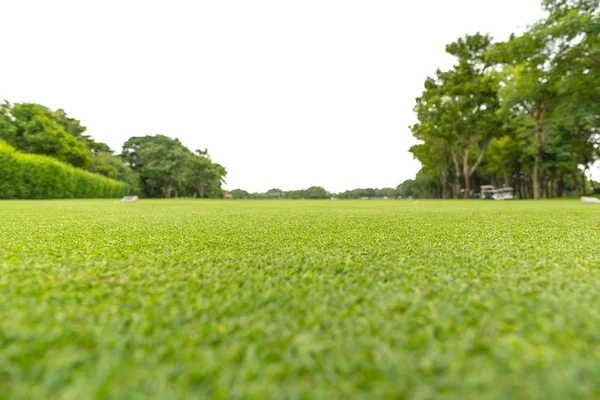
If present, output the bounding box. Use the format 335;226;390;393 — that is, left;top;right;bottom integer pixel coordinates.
0;141;131;199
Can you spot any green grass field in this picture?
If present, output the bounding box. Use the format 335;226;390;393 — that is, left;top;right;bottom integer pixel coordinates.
1;199;599;399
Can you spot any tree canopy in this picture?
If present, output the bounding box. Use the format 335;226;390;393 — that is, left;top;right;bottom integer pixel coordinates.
408;0;599;199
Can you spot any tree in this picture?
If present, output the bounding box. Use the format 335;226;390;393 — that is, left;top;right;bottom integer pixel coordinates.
87;151;119;179
305;186;329;199
87;150;140;192
230;189;250;199
265;188;284;199
488;0;599;198
405;1;598;199
0;103;92;168
121;136;227;199
51;108;87;138
122;135;191;198
187;150;227;198
376;188;398;198
413;34;503;198
0;101;17;144
544;0;600;193
409;135;454;198
445;34;504;198
121;136;155;171
287;190;302;199
396;170;441;199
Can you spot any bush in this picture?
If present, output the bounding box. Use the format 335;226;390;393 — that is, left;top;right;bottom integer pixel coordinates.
0;141;130;199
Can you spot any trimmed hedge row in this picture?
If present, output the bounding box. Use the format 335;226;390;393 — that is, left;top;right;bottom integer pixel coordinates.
0;141;130;199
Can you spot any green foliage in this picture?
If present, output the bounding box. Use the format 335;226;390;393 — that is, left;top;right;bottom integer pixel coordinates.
265;188;285;199
338;188;398;199
0;141;130;199
242;187;332;200
305;186;329;199
0;101;138;194
229;189;250;199
0;101;225;200
138;136;191;198
0;102;93;168
87;151;141;193
397;170;441;198
243;187;398;200
411;2;599;199
122;136;226;198
412;34;503;198
187;151;227;199
87;151;119;179
50;108;87;138
1;199;599;397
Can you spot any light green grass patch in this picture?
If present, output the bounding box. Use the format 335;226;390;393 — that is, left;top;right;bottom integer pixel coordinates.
1;200;599;399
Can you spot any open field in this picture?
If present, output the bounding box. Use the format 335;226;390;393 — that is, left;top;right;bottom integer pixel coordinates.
1;199;599;399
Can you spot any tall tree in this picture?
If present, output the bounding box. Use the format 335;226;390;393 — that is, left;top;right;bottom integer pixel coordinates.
413;34;503;198
544;0;600;192
489;0;600;198
490;32;558;199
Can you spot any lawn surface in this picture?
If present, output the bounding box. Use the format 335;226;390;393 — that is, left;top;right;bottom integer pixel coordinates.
1;199;599;399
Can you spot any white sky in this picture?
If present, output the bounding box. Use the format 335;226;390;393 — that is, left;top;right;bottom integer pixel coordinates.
1;0;552;193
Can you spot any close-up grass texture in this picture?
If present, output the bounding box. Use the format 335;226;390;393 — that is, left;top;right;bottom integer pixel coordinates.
1;199;599;399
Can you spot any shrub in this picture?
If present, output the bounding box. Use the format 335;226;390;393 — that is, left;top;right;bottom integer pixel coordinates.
0;141;130;199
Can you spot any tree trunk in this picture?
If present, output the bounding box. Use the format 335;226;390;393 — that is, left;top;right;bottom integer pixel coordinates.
198;179;206;199
452;179;461;199
557;176;565;198
542;177;545;199
532;108;546;200
440;174;448;199
463;149;471;199
442;168;452;199
582;172;587;196
518;180;523;199
451;149;461;199
524;175;533;199
443;183;449;199
164;183;173;198
533;144;543;200
462;142;488;199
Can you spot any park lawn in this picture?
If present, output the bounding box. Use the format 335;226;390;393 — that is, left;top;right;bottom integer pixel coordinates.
0;199;599;399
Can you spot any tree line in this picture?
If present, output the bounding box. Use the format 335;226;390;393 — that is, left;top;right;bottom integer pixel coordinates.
408;0;599;199
229;187;413;199
0;102;227;198
0;101;413;200
229;187;331;199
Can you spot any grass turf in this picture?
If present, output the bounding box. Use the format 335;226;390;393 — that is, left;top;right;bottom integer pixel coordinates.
0;199;599;399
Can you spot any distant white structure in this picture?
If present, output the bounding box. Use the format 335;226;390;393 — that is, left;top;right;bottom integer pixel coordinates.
491;187;515;200
121;196;139;202
480;185;515;200
480;185;495;199
581;196;600;204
